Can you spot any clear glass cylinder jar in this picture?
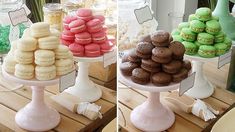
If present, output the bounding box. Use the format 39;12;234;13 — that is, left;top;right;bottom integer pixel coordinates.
43;3;63;31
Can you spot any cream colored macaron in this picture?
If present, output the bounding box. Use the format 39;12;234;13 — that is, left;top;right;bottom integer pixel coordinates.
54;45;70;59
17;37;37;51
15;64;34;80
35;65;56;80
30;22;50;38
22;28;31;38
34;50;55;66
38;36;59;50
3;55;17;73
8;40;18;56
50;28;60;37
55;59;74;75
14;49;34;64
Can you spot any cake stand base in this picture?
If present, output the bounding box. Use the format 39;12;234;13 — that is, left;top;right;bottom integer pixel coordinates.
130;92;175;132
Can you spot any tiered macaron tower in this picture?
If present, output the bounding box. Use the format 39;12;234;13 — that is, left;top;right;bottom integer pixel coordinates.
120;30;191;86
3;22;74;80
171;7;232;58
60;8;114;57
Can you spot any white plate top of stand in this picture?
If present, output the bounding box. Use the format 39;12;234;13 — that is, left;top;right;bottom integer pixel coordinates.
184;54;218;63
2;69;59;86
74;55;104;62
119;70;180;92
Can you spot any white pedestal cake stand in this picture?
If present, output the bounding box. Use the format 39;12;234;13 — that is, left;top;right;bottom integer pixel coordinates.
2;69;60;132
184;55;218;99
64;56;103;102
119;71;179;132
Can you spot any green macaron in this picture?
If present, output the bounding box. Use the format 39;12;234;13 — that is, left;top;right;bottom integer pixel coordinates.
182;41;198;55
195;41;204;49
188;14;198;22
198;45;216;58
180;28;196;42
172;35;184;42
212;15;219;21
215;32;225;43
171;29;180;35
195;7;212;21
205;20;221;35
178;22;190;31
214;43;228;56
190;20;206;33
224;37;232;51
197;32;214;45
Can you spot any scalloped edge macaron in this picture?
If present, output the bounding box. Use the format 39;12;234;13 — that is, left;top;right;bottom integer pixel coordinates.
75;32;92;45
69;19;86;34
69;43;85;57
85;43;101;57
63;16;78;30
76;8;93;22
86;19;103;33
198;45;216;58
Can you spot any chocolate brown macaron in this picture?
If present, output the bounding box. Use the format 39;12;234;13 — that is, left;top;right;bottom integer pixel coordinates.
141;59;161;73
169;41;185;60
131;68;150;84
162;60;182;74
152;72;172;86
151;30;170;47
128;49;141;63
139;35;152;43
182;60;192;71
152;47;172;64
172;68;188;82
120;62;139;76
136;42;154;59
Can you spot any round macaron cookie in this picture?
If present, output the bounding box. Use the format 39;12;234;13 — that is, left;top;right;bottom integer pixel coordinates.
17;37;37;51
91;30;107;43
182;60;192;71
35;65;56;81
215;32;225;43
182;41;197;55
152;47;172;64
50;28;61;38
151;30;170;47
84;43;101;57
86;19;103;33
54;45;71;59
212;15;219;21
93;15;105;25
131;68;150;84
162;60;182;74
14;49;34;64
61;30;75;41
172;68;188;83
3;55;17;73
136;42;154;59
172;35;184;42
195;7;212;21
171;29;180;36
198;45;216;58
190;20;205;33
188;14;197;22
34;50;55;66
224;37;232;51
75;32;92;45
214;43;227;56
68;19;86;34
69;43;84;57
38;36;59;50
141;59;161;73
178;22;190;31
197;33;214;45
60;39;74;46
120;62;139;76
76;8;93;22
169;41;185;60
100;41;114;54
128;49;141;63
152;72;172;86
55;59;74;76
180;28;196;42
63;16;78;30
30;22;50;38
15;64;34;80
205;20;221;35
195;41;204;49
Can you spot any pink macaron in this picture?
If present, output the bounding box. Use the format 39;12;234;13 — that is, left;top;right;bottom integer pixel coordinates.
60;39;74;46
76;8;93;22
63;16;78;30
75;32;92;45
69;19;86;34
91;30;107;44
93;15;105;25
86;19;103;33
85;43;101;57
69;43;84;57
61;30;75;41
100;41;114;54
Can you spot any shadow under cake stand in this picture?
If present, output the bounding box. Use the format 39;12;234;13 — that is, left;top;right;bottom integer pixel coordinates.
184;55;218;99
2;69;60;132
119;72;179;132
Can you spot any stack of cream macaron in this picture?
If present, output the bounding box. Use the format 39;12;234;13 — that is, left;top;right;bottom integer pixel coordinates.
3;22;74;81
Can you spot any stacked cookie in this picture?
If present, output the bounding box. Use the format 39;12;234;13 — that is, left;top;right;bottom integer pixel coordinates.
171;7;232;58
3;22;74;81
60;8;114;57
120;30;191;86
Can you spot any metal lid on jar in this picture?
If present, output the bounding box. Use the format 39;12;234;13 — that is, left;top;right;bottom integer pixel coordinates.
43;3;62;12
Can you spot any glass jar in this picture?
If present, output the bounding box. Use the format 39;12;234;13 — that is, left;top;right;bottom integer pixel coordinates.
43;3;63;31
63;0;85;16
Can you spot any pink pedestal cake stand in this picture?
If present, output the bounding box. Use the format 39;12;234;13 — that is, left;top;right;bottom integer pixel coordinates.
2;69;60;132
119;71;179;132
